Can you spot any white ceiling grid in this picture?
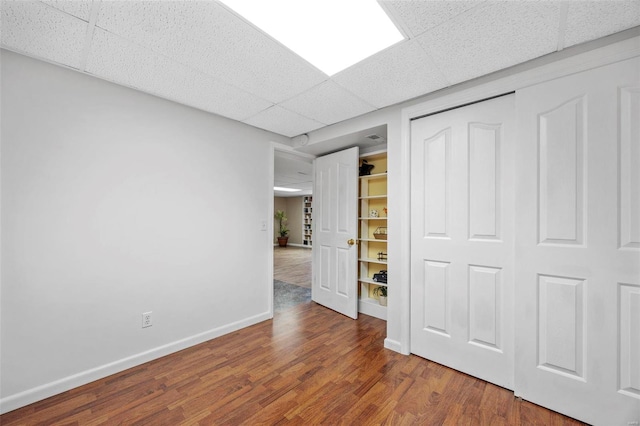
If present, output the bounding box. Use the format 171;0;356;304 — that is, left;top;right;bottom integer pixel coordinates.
1;0;639;138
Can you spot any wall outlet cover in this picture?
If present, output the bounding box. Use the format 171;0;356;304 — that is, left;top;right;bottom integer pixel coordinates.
142;312;152;328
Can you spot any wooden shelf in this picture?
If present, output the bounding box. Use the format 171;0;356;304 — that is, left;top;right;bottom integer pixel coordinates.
359;258;387;265
359;172;387;181
359;277;388;286
358;238;387;242
359;195;387;200
358;217;387;220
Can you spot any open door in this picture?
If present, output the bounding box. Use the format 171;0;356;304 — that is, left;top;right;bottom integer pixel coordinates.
312;147;359;319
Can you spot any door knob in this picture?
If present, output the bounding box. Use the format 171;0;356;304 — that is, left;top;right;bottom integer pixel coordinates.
347;239;356;246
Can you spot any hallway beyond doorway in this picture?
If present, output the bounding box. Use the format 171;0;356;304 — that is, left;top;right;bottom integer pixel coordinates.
273;246;312;313
273;246;311;288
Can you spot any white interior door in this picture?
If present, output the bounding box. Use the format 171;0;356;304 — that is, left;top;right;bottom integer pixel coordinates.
410;94;515;389
515;58;640;426
312;147;359;319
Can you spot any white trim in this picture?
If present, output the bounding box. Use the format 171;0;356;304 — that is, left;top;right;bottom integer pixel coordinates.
273;243;311;248
268;143;277;318
399;33;640;356
0;312;271;414
397;108;412;356
403;31;640;122
384;338;403;353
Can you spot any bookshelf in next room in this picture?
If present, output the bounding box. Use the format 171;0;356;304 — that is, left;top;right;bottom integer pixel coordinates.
303;196;312;246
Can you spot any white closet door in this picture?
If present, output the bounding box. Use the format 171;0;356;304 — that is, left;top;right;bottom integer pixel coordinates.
515;57;640;426
312;147;359;319
410;94;515;389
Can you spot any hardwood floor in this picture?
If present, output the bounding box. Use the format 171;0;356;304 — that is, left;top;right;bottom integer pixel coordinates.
1;303;584;425
273;246;311;288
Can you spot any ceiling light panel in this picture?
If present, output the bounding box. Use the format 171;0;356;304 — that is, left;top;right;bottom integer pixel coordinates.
1;0;87;69
416;1;561;85
95;1;326;104
564;1;640;48
274;187;302;192
86;29;273;121
279;81;376;125
332;39;449;108
244;105;325;137
381;0;483;38
221;0;404;76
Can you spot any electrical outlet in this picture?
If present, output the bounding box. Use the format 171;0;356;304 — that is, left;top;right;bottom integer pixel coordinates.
142;312;152;328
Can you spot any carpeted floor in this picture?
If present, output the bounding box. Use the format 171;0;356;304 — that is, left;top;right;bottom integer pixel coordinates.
274;279;311;313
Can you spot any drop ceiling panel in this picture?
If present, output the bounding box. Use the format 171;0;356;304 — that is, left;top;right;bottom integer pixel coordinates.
279;81;376;126
1;0;637;142
332;39;449;108
381;0;484;37
564;1;640;48
1;0;87;69
86;28;272;121
41;0;93;21
244;106;325;137
274;153;312;185
95;1;327;104
417;1;561;85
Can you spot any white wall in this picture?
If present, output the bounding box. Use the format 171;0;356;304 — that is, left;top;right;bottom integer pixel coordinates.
0;50;289;412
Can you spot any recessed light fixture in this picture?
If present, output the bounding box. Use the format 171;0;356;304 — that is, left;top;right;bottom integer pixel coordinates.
274;186;302;192
220;0;404;76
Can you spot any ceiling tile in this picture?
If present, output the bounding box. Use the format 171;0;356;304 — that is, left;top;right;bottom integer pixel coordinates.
86;28;273;122
40;0;93;21
381;0;484;37
332;39;449;108
95;1;327;104
279;81;376;126
1;0;87;68
564;1;640;48
244;106;325;137
417;1;561;85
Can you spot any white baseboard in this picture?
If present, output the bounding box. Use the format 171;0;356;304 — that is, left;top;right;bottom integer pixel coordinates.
384;338;408;355
0;312;272;414
273;243;311;248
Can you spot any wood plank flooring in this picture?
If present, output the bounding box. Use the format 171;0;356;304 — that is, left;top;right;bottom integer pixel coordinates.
1;302;584;425
273;246;311;288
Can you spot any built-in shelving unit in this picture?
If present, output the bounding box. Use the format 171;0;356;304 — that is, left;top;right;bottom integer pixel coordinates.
303;196;313;246
358;152;387;320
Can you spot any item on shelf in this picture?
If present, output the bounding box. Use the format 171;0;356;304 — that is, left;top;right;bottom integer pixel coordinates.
383;207;388;216
373;270;387;283
377;252;387;261
359;160;374;176
373;227;387;240
370;209;379;218
373;285;388;306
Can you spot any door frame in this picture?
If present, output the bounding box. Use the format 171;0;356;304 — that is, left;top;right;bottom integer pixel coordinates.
269;143;317;316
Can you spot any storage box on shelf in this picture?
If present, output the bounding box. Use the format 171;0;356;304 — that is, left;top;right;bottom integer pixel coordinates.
303;196;313;246
357;152;388;320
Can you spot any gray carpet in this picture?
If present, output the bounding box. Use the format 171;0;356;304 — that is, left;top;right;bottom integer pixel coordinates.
274;279;311;313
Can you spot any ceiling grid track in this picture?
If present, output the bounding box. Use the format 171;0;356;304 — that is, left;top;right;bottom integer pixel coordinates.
78;0;101;72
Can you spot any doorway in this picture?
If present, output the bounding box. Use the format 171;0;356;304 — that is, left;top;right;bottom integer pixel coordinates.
273;149;314;312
